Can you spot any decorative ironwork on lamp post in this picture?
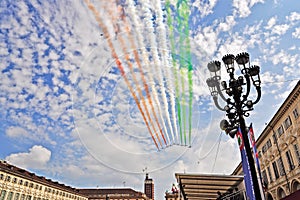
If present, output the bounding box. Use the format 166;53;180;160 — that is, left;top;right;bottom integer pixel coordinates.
206;52;262;200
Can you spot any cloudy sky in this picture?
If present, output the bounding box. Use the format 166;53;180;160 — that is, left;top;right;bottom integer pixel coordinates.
1;0;300;199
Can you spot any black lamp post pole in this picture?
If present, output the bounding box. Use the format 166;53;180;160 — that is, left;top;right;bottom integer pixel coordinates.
206;52;263;200
238;107;262;200
231;74;262;200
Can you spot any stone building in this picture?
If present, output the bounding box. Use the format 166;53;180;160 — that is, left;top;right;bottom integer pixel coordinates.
0;160;87;200
233;81;300;199
78;188;150;200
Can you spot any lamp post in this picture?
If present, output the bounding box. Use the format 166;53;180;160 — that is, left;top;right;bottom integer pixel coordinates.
206;52;262;200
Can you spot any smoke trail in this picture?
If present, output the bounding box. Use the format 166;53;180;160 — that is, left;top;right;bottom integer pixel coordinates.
153;0;179;145
114;0;168;146
138;0;176;145
181;0;193;145
127;0;173;145
106;1;165;148
84;0;159;149
177;0;193;144
165;0;182;144
177;1;187;146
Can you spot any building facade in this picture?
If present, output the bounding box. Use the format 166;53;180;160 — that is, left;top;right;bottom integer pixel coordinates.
78;188;150;200
144;174;154;200
0;160;88;200
233;81;300;200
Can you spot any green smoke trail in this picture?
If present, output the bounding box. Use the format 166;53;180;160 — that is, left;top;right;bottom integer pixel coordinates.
165;0;183;144
177;6;187;145
176;0;193;146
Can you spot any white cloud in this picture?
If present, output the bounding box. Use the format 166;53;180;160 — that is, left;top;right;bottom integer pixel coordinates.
292;27;300;39
218;15;236;32
6;126;30;138
271;24;290;35
232;0;264;18
5;145;51;169
194;26;219;56
192;0;218;18
265;16;277;29
270;50;298;66
286;12;300;22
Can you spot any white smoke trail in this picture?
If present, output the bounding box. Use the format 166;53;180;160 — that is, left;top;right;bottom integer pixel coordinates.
126;0;170;145
138;0;175;144
103;1;166;148
152;0;179;144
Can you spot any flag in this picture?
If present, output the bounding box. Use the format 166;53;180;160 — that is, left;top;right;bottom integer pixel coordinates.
248;123;265;200
237;127;256;200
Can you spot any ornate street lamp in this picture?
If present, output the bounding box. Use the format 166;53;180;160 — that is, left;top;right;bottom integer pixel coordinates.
206;52;262;200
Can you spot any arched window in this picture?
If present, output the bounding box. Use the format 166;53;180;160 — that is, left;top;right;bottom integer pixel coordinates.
266;192;273;200
278;187;286;199
292;180;300;193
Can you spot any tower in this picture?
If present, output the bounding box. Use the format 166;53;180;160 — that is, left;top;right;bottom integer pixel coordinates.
144;173;154;200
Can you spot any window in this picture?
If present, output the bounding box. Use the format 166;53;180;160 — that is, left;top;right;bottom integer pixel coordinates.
29;183;34;188
277;158;286;176
13;177;17;183
284;116;292;129
262;139;272;154
262;145;267;154
293;144;300;165
6;175;11;182
0;190;7;200
7;192;14;200
293;108;299;119
262;170;268;185
35;184;39;190
24;181;28;187
14;193;20;200
277;125;285;137
267;166;273;183
272;133;278;144
266;139;272;148
0;174;3;180
286;150;295;171
272;161;279;179
19;180;23;185
20;194;25;200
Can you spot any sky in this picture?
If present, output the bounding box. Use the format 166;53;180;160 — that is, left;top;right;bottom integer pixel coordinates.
0;0;300;199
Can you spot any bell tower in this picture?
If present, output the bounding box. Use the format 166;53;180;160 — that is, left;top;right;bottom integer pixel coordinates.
144;173;154;200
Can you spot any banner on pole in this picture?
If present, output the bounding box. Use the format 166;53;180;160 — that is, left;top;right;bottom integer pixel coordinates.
236;127;256;200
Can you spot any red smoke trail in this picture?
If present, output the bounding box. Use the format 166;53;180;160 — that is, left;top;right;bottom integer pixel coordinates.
84;0;159;149
113;1;168;146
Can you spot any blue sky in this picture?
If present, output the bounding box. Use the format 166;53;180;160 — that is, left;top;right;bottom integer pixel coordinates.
1;0;300;199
